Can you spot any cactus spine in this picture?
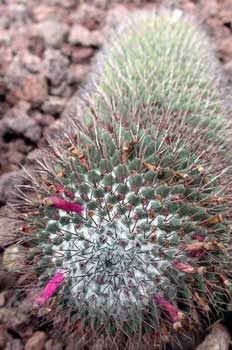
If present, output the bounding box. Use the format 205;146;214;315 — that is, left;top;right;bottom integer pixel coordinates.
18;12;232;350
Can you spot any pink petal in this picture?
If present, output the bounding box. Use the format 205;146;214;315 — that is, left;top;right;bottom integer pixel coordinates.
35;271;65;305
172;260;195;273
154;294;181;322
45;196;84;214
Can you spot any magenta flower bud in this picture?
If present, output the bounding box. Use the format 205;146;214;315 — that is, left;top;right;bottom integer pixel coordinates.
35;271;65;305
172;260;195;273
154;295;183;323
54;184;75;200
43;196;84;215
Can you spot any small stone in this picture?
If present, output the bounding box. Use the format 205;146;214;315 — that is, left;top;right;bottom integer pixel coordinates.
196;323;230;350
68;24;102;47
28;35;45;57
25;331;47;350
19;51;42;73
44;48;69;86
218;0;232;23
42;97;67;115
50;80;71;97
71;47;94;63
70;4;105;30
5;339;23;350
19;74;48;106
34;19;69;48
68;64;89;83
32;112;55;128
218;36;232;62
23;124;42;142
0;47;13;75
32;5;59;22
3;106;41;142
0;29;12;46
4;56;27;91
45;339;63;350
0;307;27;329
61;43;72;57
0;325;12;349
8;4;29;25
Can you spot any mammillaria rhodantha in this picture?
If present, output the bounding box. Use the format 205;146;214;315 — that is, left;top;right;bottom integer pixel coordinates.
15;11;232;350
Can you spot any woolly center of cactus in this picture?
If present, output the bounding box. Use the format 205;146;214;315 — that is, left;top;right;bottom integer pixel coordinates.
49;168;176;315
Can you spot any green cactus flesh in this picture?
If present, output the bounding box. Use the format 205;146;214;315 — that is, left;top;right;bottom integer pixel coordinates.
23;13;232;349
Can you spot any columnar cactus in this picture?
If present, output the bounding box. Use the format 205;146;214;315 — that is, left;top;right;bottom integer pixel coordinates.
17;11;232;349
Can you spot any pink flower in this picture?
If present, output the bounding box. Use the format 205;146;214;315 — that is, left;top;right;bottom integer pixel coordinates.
54;184;75;200
35;272;65;305
154;294;183;323
172;260;204;274
172;260;195;273
44;196;84;215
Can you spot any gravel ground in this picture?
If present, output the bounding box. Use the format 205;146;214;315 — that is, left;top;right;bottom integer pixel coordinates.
0;0;232;349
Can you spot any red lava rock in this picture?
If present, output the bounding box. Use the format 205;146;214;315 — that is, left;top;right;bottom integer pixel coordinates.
68;24;102;47
69;64;89;83
218;36;232;62
218;0;232;23
32;5;60;22
0;326;12;350
19;74;48;106
11;31;30;53
196;323;230;350
7;3;30;25
25;331;47;350
45;339;63;350
0;29;12;46
5;338;24;350
2;103;42;142
0;47;13;75
71;46;95;63
32;111;55;128
19;51;42;73
42;96;67;115
0;307;27;329
4;56;27;91
44;48;69;86
70;4;105;30
61;42;73;57
28;35;45;57
50;80;72;97
34;18;69;48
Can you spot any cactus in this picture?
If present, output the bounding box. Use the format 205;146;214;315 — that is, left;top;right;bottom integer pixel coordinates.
17;12;232;349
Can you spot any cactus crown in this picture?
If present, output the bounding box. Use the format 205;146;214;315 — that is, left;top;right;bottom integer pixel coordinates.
18;12;231;349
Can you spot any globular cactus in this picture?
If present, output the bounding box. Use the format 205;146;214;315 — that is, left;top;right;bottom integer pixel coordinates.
16;11;232;350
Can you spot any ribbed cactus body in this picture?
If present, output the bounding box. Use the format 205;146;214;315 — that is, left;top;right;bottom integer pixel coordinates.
22;12;231;349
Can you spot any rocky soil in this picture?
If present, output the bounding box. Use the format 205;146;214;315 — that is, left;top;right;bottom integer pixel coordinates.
0;0;232;349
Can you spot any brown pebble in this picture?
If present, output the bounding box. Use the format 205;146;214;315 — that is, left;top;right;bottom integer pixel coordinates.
25;331;47;350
